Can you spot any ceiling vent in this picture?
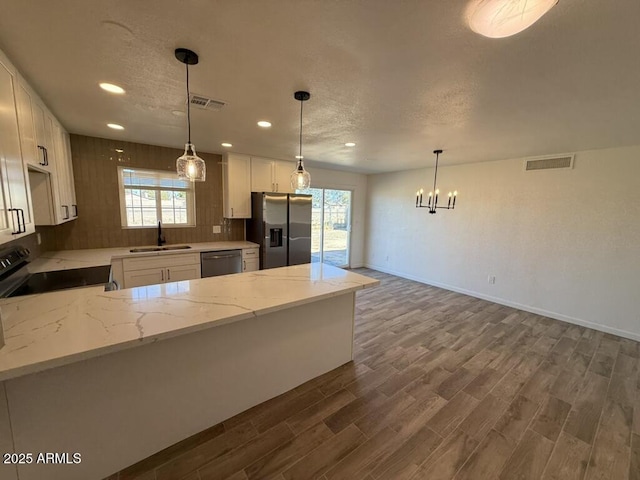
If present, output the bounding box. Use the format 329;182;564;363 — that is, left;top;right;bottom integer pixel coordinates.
524;154;574;171
188;94;226;111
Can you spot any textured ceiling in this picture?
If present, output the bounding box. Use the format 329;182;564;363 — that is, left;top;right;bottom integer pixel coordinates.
0;0;638;173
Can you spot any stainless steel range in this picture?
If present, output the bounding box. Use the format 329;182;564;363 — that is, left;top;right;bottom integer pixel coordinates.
0;246;111;298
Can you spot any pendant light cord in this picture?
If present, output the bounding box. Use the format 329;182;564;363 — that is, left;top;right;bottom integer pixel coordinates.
186;62;191;145
299;98;303;166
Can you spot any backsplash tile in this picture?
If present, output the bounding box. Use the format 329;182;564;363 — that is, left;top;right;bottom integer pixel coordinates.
41;135;243;250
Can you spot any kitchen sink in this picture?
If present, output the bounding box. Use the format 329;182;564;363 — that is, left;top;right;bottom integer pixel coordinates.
129;245;192;253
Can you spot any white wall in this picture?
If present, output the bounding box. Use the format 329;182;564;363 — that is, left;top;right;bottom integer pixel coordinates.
365;145;640;340
307;166;368;268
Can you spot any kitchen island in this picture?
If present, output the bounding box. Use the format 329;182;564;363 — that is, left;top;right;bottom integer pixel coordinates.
0;264;378;480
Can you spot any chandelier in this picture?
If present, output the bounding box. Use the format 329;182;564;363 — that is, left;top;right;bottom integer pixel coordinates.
415;150;458;214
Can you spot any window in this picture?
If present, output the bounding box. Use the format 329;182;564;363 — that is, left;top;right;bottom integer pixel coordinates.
117;167;195;228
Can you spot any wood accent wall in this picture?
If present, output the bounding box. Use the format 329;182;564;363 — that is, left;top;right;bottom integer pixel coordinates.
39;135;244;250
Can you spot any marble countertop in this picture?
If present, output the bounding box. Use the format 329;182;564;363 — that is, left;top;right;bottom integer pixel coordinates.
0;263;378;381
27;241;259;273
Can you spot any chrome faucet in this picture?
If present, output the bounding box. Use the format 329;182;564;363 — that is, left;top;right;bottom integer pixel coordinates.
157;221;166;246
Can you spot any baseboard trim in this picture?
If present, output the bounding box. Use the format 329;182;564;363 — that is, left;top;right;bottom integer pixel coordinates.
364;263;640;343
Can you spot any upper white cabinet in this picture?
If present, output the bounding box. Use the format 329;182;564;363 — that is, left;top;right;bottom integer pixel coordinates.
273;160;295;193
250;157;296;194
0;54;35;244
52;122;77;221
250;157;274;192
10;59;77;226
222;153;251;218
14;81;39;168
31;99;56;173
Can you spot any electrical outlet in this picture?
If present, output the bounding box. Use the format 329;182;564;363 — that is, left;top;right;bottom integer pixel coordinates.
488;275;496;285
212;225;221;234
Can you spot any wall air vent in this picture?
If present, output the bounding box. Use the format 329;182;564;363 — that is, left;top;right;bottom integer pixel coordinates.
524;154;574;171
188;94;226;111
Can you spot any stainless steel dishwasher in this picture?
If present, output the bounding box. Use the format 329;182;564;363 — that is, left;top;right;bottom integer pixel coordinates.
200;250;243;277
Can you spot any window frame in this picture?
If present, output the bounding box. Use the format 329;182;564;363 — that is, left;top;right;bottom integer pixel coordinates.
117;166;196;229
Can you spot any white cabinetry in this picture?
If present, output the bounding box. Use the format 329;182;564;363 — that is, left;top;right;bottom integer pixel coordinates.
121;253;201;289
222;153;251;219
52;122;77;220
274;160;295;193
0;55;35;244
11;64;77;226
250;157;296;193
242;247;259;272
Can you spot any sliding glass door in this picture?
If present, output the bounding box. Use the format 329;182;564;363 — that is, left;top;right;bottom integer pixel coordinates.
303;188;352;267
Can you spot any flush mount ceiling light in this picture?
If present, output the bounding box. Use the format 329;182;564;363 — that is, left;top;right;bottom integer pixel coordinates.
107;123;124;130
415;150;458;214
257;120;272;128
221;142;233;148
99;82;125;94
175;48;206;182
290;91;311;191
345;142;356;147
466;0;558;38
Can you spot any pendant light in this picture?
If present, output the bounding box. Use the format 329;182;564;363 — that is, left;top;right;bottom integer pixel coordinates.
290;91;311;191
415;150;458;214
175;48;206;182
466;0;559;39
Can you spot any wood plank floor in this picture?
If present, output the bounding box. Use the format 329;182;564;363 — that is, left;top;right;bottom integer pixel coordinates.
109;269;640;480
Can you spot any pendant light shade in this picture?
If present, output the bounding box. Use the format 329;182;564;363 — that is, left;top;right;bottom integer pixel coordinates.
175;48;206;182
176;143;206;181
291;91;311;191
466;0;558;38
292;162;311;190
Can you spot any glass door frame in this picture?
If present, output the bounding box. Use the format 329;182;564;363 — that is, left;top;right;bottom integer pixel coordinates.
305;187;353;268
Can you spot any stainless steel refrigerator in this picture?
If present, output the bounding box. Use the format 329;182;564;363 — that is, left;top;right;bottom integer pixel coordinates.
247;192;312;269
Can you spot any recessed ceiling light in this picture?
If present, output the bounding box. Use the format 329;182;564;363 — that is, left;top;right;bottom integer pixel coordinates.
171;110;186;117
99;82;125;94
345;142;356;147
257;121;272;128
295;155;304;159
107;123;124;130
221;143;233;148
115;148;124;153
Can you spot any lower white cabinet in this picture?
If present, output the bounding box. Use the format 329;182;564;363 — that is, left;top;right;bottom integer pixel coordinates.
242;247;259;272
123;268;165;289
121;253;201;289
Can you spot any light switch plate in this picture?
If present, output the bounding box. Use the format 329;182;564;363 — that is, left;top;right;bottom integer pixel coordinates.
212;225;221;234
